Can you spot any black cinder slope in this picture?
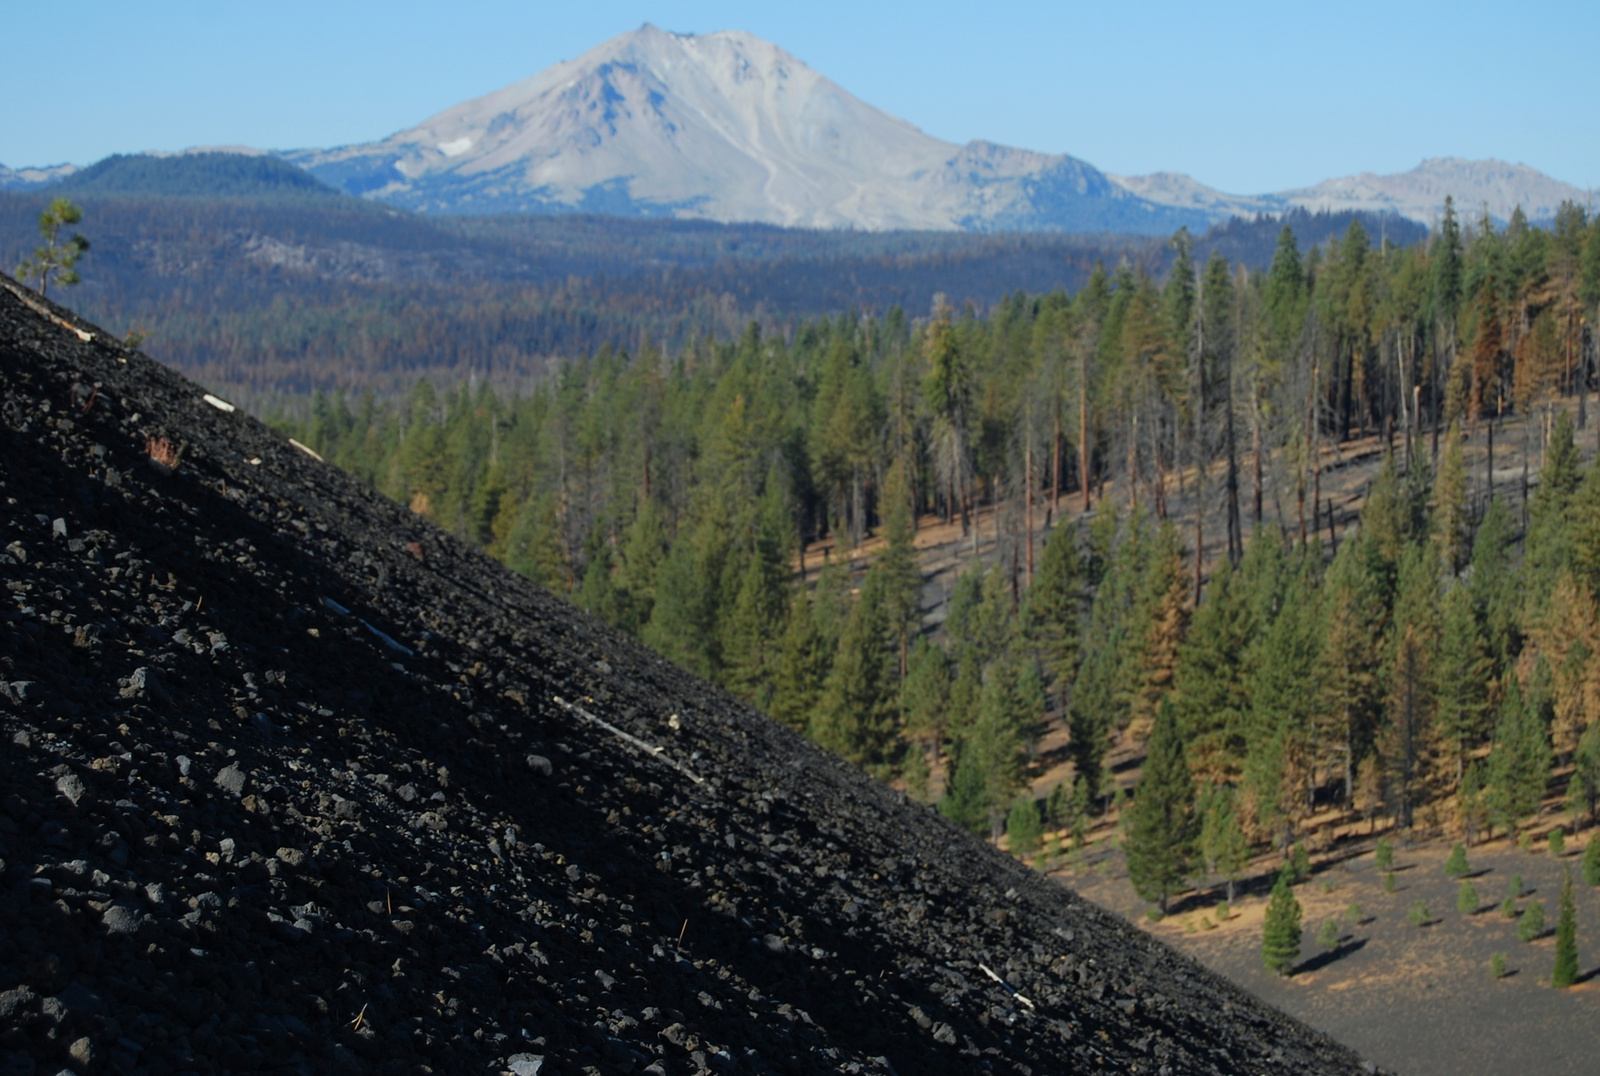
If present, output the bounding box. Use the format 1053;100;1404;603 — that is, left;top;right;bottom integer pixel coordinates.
0;280;1376;1076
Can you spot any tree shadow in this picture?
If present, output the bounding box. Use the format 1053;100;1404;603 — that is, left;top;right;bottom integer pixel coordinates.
1295;937;1369;975
1461;867;1494;880
1574;967;1600;985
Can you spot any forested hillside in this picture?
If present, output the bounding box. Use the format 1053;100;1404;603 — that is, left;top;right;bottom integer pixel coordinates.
0;186;1413;404
275;200;1600;888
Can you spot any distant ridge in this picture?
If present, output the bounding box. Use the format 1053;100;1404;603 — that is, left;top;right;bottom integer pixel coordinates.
48;152;342;202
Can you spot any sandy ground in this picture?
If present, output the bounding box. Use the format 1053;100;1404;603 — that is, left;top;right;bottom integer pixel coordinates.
1054;819;1600;1076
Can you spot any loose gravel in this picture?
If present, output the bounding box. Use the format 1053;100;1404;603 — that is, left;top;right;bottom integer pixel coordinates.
0;278;1380;1076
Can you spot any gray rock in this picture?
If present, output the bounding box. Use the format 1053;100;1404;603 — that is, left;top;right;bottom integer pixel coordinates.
101;903;142;936
507;1055;544;1076
214;764;246;797
526;754;553;776
0;986;37;1018
67;1036;93;1071
55;772;87;806
932;1021;958;1045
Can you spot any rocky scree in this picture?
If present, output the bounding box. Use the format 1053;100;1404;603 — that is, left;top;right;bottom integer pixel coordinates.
0;279;1380;1076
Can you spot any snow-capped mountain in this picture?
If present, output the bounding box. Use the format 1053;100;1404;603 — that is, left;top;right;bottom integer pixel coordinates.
285;24;1200;234
0;161;79;191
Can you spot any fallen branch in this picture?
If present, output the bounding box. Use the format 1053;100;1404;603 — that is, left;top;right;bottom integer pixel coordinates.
552;695;705;786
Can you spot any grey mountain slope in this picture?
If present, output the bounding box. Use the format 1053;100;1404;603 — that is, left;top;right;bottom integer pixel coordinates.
287;24;1204;235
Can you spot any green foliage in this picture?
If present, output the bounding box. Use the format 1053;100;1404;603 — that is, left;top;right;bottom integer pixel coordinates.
810;567;898;770
1316;917;1340;950
14;197;88;298
1458;880;1479;915
1344;901;1363;924
1490;952;1507;980
1006;795;1044;861
1487;676;1551;837
1549;829;1566;857
1518;900;1546;942
1123;705;1198;912
1408;900;1430;927
1553;867;1578;988
1025;520;1084;697
1444;843;1470;878
1045;780;1069;830
1508;874;1525;898
1261;870;1303;976
1584;836;1600;887
1374;837;1394;871
1287;843;1312;884
1199;785;1250;904
1384;871;1397;894
1500;897;1517;919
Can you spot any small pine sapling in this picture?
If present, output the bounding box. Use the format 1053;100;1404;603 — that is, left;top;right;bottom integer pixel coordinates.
1552;867;1578;988
1458;880;1479;914
1490;952;1507;979
1517;900;1545;942
1408;900;1430;926
1316;917;1340;949
1261;870;1303;976
1444;842;1469;877
1289;843;1312;884
1006;795;1044;861
1500;896;1517;918
1519;831;1534;853
1344;901;1363;924
1549;829;1566;857
1584;836;1600;887
1374;837;1394;871
1507;874;1524;898
1383;871;1397;893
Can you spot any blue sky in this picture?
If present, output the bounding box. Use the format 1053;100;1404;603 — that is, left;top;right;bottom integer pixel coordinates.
6;0;1595;194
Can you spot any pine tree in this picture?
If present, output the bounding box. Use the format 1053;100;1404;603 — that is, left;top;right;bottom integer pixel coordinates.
1583;834;1600;887
769;584;831;732
938;748;990;834
1487;675;1551;838
900;637;950;772
1261;869;1303;976
1172;557;1255;786
1124;704;1198;913
875;458;923;677
1469;497;1521;681
1069;776;1093;849
1553;866;1579;987
1444;843;1470;878
1245;551;1322;840
1200;785;1250;904
1436;582;1492;783
1127;521;1189;739
1025;519;1084;703
1006;795;1044;860
1321;532;1386;808
1379;542;1441;830
1431;420;1472;575
811;567;898;769
14;197;89;298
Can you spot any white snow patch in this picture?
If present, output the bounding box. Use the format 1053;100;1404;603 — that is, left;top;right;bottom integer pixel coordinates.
438;137;473;158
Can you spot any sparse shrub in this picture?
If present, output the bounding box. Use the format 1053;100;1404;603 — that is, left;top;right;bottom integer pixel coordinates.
1200;915;1215;931
1146;907;1164;922
1517;900;1545;942
1316;917;1340;949
1584;836;1600;887
1500;896;1517;918
1444;842;1469;877
1490;952;1507;979
1374;837;1394;871
1289;843;1312;883
1508;874;1524;898
1215;901;1231;921
1384;871;1397;893
1458;880;1479;914
1519;832;1534;853
1408;900;1430;926
1344;902;1363;924
1549;829;1566;857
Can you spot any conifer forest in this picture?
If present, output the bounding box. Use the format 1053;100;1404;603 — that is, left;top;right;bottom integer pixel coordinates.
282;200;1600;895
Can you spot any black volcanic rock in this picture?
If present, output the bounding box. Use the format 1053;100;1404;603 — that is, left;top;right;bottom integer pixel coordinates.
0;277;1378;1075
